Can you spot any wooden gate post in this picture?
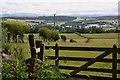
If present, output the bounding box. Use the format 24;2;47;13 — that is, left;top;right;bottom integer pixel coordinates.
112;44;117;79
36;40;44;61
30;47;36;58
29;34;36;58
29;34;34;47
55;43;59;67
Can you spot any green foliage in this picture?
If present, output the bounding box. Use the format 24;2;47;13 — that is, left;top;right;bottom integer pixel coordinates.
32;59;64;80
39;28;49;41
90;28;105;33
77;28;105;33
50;30;60;41
2;47;28;79
39;28;59;42
2;45;64;79
2;28;11;50
2;28;7;43
2;21;29;35
2;21;29;43
66;27;76;33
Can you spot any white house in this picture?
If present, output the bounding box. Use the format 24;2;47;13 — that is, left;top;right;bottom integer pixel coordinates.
85;24;113;29
84;24;101;28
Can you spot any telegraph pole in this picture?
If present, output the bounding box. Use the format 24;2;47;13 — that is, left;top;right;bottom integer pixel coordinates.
53;14;56;27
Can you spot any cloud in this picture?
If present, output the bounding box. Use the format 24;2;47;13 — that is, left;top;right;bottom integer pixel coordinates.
1;0;118;15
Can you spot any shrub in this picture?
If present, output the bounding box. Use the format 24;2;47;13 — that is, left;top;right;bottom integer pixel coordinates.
61;35;66;42
2;46;64;79
39;28;59;42
2;47;28;79
32;59;64;79
2;21;29;43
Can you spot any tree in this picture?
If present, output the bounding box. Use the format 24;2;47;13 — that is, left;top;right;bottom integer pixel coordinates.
2;21;29;43
50;30;59;41
91;28;105;33
39;28;49;42
39;28;59;42
61;35;66;42
66;27;76;33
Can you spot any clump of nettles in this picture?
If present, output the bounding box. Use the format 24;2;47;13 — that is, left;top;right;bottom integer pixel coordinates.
2;46;28;79
2;46;64;79
33;59;64;80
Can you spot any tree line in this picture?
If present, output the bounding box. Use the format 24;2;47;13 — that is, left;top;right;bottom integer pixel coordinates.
2;21;29;43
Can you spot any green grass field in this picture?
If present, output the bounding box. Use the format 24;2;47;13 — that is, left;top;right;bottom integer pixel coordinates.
8;33;120;78
81;33;118;39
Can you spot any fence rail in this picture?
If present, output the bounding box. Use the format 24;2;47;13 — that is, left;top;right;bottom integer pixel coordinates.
47;56;120;63
45;46;113;51
28;34;120;80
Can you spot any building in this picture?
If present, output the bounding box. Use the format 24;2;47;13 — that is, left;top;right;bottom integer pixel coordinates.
85;24;101;28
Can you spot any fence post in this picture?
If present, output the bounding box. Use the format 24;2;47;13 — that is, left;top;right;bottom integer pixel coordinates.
29;34;34;47
36;40;42;48
112;44;117;79
36;40;44;61
30;47;36;58
28;34;36;58
55;43;59;67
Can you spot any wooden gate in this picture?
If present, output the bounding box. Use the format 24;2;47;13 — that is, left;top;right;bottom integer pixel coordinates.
28;34;120;80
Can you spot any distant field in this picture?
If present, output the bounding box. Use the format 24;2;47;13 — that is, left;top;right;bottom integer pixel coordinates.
24;33;118;47
81;33;119;39
103;27;116;31
60;33;83;39
73;18;84;21
6;19;45;25
97;20;118;23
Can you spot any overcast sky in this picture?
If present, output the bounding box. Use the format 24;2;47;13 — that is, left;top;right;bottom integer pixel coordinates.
1;0;119;16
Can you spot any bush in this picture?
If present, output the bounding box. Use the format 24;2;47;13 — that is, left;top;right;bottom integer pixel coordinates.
2;21;29;43
2;28;11;52
2;47;28;79
2;46;64;79
31;59;64;79
61;35;66;42
39;28;59;42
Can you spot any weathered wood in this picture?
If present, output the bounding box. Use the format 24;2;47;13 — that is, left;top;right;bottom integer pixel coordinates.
29;35;34;47
70;49;112;76
45;46;112;51
47;56;120;63
38;44;44;61
30;47;36;58
55;43;59;67
36;40;42;48
112;45;117;79
118;48;120;55
58;65;120;74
